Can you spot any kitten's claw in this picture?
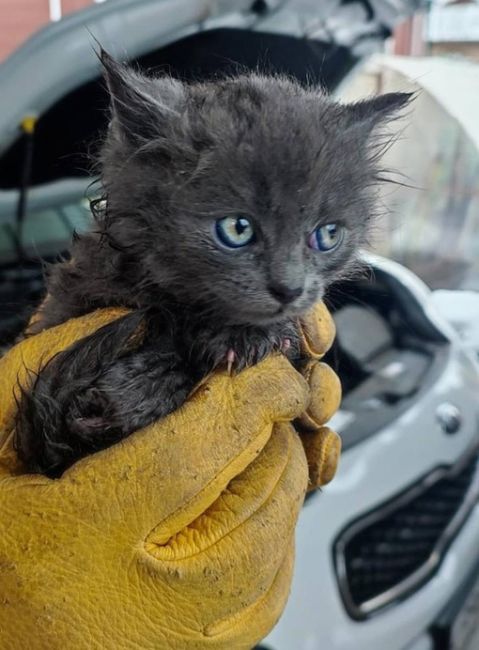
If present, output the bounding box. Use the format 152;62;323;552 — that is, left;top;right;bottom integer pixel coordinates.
282;338;291;353
226;349;235;375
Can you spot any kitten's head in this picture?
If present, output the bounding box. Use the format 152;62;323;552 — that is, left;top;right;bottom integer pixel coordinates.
98;50;410;325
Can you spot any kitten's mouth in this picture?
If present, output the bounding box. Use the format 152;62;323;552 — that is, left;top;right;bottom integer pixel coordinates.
236;310;285;325
220;294;319;326
232;304;308;326
275;300;316;318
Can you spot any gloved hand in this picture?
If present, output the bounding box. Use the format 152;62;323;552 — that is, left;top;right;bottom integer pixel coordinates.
0;304;341;650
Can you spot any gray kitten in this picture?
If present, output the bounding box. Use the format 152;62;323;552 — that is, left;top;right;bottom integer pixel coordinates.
15;50;410;477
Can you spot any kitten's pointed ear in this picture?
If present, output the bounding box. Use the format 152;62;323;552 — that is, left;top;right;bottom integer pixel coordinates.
343;92;414;135
99;48;185;142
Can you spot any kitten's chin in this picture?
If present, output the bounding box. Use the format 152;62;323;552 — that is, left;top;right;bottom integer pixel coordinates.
225;302;317;327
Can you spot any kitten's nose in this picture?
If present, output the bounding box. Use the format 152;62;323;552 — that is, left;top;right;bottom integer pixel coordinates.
268;283;303;305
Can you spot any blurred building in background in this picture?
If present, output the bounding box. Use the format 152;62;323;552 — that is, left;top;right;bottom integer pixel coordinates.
0;0;106;61
391;10;427;55
428;0;479;59
392;0;479;59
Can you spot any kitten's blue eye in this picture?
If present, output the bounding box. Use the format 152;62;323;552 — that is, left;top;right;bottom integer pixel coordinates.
215;216;255;248
308;223;344;252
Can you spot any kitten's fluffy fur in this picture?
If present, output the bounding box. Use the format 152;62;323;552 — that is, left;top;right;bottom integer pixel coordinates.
15;51;410;476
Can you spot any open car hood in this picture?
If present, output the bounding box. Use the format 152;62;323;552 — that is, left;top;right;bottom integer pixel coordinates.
0;0;422;260
0;0;422;157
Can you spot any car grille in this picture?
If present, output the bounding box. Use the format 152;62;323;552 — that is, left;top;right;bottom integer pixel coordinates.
335;447;479;619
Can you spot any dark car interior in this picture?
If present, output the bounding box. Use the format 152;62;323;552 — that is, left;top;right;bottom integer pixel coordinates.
0;28;355;189
324;270;449;449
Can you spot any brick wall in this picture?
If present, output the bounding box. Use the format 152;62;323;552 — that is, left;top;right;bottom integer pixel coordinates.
0;0;95;62
62;0;93;15
392;14;426;56
0;0;49;62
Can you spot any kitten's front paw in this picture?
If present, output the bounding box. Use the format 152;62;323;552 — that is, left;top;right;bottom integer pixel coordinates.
225;336;292;373
194;325;297;375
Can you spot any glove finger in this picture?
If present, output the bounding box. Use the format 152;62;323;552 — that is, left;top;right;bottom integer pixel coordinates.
58;355;309;536
298;301;336;360
140;422;308;647
297;360;342;431
145;420;306;555
300;426;342;490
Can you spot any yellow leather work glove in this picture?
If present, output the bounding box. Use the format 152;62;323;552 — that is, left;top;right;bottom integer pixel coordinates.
0;304;341;650
296;304;342;490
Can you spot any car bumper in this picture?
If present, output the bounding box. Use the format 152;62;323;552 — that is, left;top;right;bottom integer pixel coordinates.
265;346;479;650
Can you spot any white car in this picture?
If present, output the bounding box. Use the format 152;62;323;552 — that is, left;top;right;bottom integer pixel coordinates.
1;2;478;649
266;254;479;650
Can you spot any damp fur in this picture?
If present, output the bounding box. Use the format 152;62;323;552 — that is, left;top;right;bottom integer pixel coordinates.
15;50;411;476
